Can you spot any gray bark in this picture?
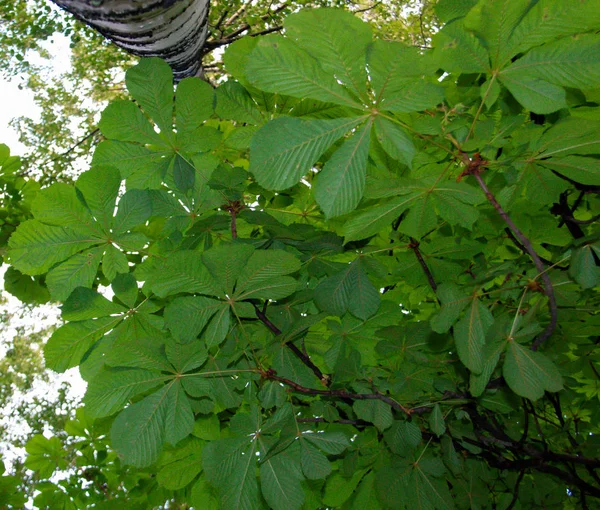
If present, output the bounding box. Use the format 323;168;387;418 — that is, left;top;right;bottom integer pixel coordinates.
51;0;210;80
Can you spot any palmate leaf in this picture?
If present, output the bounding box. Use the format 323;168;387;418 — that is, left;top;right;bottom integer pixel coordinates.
506;0;600;55
314;259;380;320
203;438;262;510
314;121;373;218
463;0;531;68
125;57;175;139
503;341;563;401
343;178;482;242
434;20;490;74
246;35;361;108
8;166;152;300
284;8;372;100
8;220;100;275
99;100;166;146
84;367;167;419
164;296;224;343
250;116;365;190
44;316;122;373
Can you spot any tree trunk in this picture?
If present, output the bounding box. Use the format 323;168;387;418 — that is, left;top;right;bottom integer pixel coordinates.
50;0;210;80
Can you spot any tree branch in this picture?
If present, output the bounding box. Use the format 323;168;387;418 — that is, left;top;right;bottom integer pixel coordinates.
469;168;557;350
261;369;411;416
409;238;437;292
253;304;330;386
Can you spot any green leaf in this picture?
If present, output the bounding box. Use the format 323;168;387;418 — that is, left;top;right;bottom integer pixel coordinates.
431;284;468;333
84;368;165;418
434;20;490;73
454;298;494;374
284;8;372;99
164;296;223;343
300;441;331;480
203;438;261;510
114;189;152;234
173;154;196;193
92;140;168;184
165;338;208;373
503;34;600;90
569;244;600;289
46;246;104;301
202;243;255;295
45;316;120;373
157;439;204;490
111;379;193;467
215;81;264;125
260;451;305;510
384;421;422;455
250;116;365;190
539;156;600;186
507;0;600;54
234;249;301;300
314;121;372;218
323;470;367;507
246;35;361;108
374;117;416;168
429;404;447;437
111;385;169;467
304;431;350;454
61;287;124;321
8;220;100;275
176;77;215;136
343;193;420;242
145;251;219;298
500;75;567;114
31;183;97;232
503;341;564;401
112;272;139;308
99;100;165;145
314;260;380;320
204;305;231;347
102;244;130;282
125;58;174;138
353;400;393;431
75;167;121;232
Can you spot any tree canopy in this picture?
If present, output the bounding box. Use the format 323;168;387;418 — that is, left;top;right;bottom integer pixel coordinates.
1;0;600;509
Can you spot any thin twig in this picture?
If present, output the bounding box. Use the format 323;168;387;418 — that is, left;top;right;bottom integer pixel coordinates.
262;370;411;416
506;470;526;510
253;304;330;386
409;238;437;292
48;128;100;164
471;172;557;350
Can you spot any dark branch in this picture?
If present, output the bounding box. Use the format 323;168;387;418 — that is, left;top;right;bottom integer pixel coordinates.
253;304;330;386
262;370;411;416
409;238;437;292
471;171;557;350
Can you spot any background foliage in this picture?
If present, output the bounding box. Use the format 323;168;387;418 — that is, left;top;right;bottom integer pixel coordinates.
1;0;600;508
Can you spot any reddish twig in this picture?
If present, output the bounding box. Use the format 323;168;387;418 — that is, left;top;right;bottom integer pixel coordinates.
462;155;557;350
